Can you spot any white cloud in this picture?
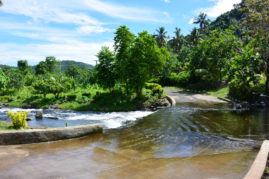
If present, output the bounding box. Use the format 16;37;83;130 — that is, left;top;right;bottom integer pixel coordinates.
162;0;170;3
199;0;242;18
77;25;111;34
0;41;114;66
84;0;171;23
188;18;195;25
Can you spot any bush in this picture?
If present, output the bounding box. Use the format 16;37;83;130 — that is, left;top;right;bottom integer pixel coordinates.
145;83;163;97
167;71;191;87
7;111;28;129
228;78;251;101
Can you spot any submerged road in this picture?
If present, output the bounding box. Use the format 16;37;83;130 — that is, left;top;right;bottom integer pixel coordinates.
164;88;227;104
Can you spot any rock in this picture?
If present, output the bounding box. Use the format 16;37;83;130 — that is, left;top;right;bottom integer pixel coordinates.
46;116;58;120
26;117;33;121
22;102;37;109
35;111;43;119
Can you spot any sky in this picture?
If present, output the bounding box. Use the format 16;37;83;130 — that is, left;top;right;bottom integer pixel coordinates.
0;0;241;66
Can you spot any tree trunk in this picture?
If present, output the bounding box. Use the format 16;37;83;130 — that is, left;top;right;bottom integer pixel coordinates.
266;63;269;95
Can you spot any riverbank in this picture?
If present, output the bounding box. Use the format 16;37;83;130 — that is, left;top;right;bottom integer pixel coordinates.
1;86;169;112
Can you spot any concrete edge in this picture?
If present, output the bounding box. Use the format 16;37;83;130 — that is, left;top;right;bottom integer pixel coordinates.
0;123;103;145
244;140;269;179
217;97;234;104
165;95;176;106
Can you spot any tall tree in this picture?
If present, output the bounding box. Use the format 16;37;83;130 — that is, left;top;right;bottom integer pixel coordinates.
155;27;168;48
45;56;57;73
35;61;47;75
194;13;210;29
96;46;116;91
17;60;29;75
190;27;201;46
240;0;269;94
0;68;8;92
129;31;166;97
114;26;135;91
170;27;184;53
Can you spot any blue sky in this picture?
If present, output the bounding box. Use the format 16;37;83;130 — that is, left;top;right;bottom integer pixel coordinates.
0;0;241;66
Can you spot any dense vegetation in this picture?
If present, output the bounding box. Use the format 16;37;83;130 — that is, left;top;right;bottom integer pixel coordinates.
0;0;268;112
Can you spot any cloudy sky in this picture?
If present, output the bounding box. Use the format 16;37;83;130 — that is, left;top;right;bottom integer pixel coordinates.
0;0;241;66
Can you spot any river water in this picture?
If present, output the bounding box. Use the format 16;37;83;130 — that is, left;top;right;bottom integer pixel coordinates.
0;104;268;179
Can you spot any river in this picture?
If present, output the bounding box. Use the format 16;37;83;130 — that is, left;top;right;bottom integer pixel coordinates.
0;104;268;179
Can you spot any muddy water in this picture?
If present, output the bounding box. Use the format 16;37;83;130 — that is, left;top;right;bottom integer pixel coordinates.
1;104;269;179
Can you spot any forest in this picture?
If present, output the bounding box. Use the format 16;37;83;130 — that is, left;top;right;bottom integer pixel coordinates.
0;0;268;111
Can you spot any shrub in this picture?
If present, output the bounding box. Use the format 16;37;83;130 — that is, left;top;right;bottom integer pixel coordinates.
228;78;251;101
145;83;163;97
7;111;28;129
167;71;191;87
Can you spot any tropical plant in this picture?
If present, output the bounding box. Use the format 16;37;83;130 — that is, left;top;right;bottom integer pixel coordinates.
96;46;117;91
129;31;166;97
193;13;210;29
7;111;28;129
154;27;168;48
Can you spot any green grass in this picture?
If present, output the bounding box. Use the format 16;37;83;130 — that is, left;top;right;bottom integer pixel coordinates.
0;121;13;130
2;85;159;112
164;86;229;98
207;87;228;98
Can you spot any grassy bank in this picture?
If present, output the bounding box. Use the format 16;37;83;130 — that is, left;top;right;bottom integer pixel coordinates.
0;121;13;130
1;86;162;112
164;86;229;98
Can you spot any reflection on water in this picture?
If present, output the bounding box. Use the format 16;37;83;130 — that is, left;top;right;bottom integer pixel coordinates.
1;104;269;178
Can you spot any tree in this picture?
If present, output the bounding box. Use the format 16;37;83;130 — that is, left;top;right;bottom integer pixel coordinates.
194;13;210;29
4;68;24;90
189;27;201;46
240;0;269;94
35;61;47;75
45;56;57;73
0;68;8;92
170;28;184;54
114;26;135;90
155;27;168;48
129;31;165;97
96;46;116;91
0;0;2;6
17;60;29;75
189;28;241;88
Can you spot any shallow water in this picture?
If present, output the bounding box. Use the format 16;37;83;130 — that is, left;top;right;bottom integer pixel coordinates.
1;104;269;178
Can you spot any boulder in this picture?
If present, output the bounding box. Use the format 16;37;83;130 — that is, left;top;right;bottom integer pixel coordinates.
35;111;43;119
26;117;33;121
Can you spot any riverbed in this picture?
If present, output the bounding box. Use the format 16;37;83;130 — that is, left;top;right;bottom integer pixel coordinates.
0;104;268;178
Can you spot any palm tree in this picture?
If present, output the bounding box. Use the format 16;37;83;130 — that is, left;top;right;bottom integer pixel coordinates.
194;13;210;29
171;27;184;53
154;27;168;48
190;27;200;46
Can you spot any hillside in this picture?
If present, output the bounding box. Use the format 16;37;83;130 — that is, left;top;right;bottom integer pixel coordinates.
59;60;94;71
0;60;94;71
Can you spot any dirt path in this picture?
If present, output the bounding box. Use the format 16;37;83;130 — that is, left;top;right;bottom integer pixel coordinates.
164;88;227;104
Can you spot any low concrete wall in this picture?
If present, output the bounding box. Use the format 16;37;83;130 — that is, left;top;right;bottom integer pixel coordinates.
244;140;269;179
165;96;176;106
0;124;103;145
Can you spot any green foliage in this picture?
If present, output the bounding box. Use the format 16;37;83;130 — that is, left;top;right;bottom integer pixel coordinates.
17;60;29;75
35;56;58;75
129;31;165;96
96;46;116;90
4;68;24;90
7;111;28;129
189;28;241;88
228;78;251;101
0;68;8;92
114;26;135;87
167;71;191;87
145;83;163;97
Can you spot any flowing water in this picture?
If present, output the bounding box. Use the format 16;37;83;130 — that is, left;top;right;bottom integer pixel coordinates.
0;104;268;179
